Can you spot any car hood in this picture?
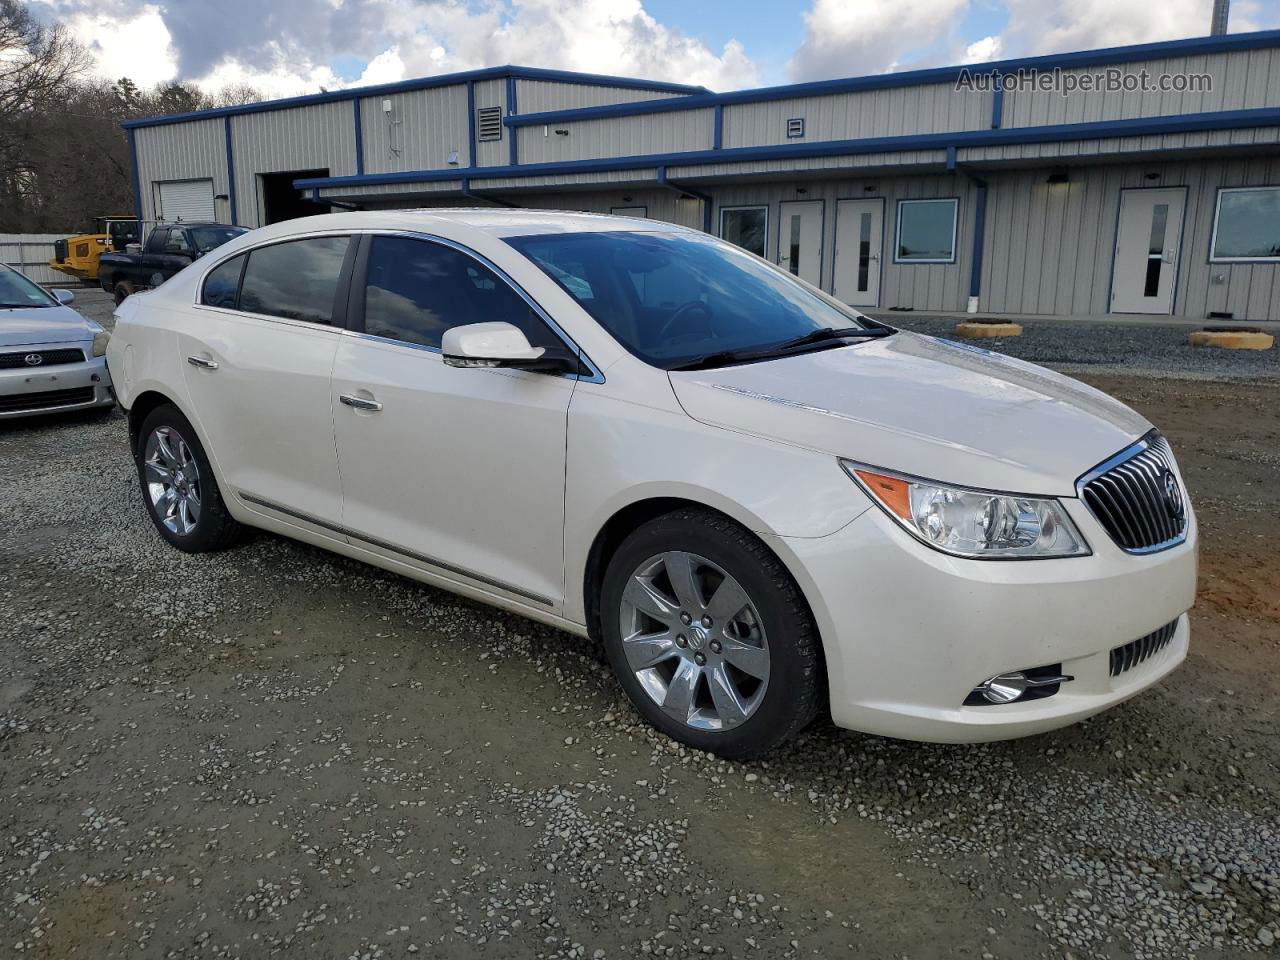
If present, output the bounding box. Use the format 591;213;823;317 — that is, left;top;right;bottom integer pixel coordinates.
668;332;1151;496
0;305;97;347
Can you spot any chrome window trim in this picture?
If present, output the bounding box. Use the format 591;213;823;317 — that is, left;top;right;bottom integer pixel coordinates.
1074;430;1189;555
192;227;604;384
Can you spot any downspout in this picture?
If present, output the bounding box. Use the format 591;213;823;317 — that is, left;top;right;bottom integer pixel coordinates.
461;177;521;208
657;166;713;233
957;163;988;314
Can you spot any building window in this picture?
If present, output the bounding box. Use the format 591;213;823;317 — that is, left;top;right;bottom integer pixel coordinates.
786;118;805;138
895;198;958;263
1210;187;1280;261
720;205;768;258
477;106;503;142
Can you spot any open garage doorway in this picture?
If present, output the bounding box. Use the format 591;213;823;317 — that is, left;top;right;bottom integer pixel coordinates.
260;169;330;224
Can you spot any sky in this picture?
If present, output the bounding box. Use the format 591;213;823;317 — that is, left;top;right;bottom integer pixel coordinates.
31;0;1280;98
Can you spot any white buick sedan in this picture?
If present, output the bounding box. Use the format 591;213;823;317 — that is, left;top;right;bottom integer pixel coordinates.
107;210;1197;757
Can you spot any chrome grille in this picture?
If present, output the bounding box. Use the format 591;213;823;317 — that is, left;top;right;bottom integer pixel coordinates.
0;348;85;369
1079;433;1187;553
1110;619;1178;677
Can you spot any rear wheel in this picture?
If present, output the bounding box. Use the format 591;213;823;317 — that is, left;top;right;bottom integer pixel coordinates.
600;508;823;758
134;404;244;553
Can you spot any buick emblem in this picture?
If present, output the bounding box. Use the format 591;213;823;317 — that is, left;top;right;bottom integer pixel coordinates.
23;353;42;366
1162;469;1184;519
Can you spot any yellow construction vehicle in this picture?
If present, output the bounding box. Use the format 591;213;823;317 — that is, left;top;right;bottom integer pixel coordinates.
48;217;141;283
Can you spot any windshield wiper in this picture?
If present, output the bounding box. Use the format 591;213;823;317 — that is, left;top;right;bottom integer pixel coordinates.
669;325;895;372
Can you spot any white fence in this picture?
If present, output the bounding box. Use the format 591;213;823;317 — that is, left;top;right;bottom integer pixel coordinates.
0;234;70;285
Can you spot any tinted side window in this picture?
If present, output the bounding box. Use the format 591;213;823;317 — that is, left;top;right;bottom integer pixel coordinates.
363;236;556;350
202;255;245;308
239;236;350;325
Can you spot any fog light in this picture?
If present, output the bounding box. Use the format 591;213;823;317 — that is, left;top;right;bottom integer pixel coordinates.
968;667;1073;706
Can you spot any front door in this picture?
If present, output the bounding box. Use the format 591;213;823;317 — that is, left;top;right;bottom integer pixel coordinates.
778;200;824;287
1111;188;1186;314
833;198;884;306
331;234;576;612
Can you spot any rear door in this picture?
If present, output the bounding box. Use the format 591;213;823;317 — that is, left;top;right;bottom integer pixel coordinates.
178;234;355;533
330;233;577;611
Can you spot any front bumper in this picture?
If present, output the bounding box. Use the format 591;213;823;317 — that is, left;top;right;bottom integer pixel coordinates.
0;344;115;419
776;498;1198;743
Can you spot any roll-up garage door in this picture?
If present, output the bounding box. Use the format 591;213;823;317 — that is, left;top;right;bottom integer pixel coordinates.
156;179;215;222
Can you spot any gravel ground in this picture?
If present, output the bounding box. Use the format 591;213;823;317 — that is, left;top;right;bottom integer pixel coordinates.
1;292;1277;959
877;314;1279;381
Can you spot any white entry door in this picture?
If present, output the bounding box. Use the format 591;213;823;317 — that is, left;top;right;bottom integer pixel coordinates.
1111;188;1186;314
833;198;884;306
778;200;824;287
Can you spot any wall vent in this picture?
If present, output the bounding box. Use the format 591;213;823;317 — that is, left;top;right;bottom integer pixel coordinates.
786;117;805;138
477;106;503;142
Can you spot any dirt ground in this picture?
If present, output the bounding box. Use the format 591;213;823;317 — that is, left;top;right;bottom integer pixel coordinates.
0;371;1277;960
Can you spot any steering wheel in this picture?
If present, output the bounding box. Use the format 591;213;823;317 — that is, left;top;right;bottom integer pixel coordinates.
656;300;714;343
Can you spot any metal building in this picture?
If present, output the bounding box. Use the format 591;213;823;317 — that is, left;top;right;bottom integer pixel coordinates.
124;31;1280;321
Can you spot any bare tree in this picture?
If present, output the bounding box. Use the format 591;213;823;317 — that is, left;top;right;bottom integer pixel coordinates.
0;1;263;232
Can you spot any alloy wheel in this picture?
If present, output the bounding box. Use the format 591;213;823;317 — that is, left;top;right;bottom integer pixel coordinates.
143;425;202;536
619;551;770;732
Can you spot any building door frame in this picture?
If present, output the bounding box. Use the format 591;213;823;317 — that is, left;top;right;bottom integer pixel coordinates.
833;197;885;307
777;200;824;287
1109;186;1188;314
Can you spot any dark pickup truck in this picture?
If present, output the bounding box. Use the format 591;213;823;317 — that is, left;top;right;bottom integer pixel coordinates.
99;223;248;304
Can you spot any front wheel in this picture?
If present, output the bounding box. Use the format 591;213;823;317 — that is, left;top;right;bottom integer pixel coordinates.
113;280;135;305
600;508;823;758
134;404;244;553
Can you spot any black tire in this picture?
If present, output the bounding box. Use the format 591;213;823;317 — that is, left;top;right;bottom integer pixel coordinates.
600;508;823;759
134;404;244;553
113;280;135;306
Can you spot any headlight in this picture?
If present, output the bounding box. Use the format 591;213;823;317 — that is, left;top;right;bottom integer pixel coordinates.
840;460;1090;559
92;331;110;357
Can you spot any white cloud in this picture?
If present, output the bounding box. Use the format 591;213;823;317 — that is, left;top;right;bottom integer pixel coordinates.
788;0;972;81
963;35;1002;63
997;0;1280;59
61;3;178;87
52;0;761;96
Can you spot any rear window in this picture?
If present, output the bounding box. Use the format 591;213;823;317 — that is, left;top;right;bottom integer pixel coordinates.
238;236;350;325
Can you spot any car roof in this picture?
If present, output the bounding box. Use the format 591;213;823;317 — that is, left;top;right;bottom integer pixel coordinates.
234;209;689;244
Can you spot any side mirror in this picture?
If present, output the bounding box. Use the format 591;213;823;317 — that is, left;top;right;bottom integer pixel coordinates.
52;289;75;304
442;322;563;371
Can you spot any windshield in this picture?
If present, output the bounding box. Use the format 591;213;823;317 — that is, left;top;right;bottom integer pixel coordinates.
0;267;56;308
505;230;883;369
190;226;248;254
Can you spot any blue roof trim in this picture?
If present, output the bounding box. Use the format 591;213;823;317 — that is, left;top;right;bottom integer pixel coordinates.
504;29;1280;127
120;65;709;130
294;106;1280;191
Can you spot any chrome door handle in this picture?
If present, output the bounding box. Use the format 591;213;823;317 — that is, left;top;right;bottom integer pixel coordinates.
339;394;383;412
186;355;219;370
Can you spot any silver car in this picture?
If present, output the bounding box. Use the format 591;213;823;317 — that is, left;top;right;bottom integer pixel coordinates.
0;264;114;418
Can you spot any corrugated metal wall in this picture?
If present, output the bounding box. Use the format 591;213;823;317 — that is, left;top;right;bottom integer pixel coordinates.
359;85;470;173
134;118;228;222
518;109;715;164
709;175;978;312
515;80;686;113
981;158;1280;320
0;234;70;284
230;101;357;226
1002;48;1280;128
722;83;989;148
472;78;509;168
